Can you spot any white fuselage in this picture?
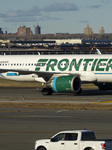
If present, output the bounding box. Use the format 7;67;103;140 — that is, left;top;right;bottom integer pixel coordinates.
0;54;112;83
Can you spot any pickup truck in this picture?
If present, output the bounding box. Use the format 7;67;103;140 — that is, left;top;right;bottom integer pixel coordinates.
34;130;112;150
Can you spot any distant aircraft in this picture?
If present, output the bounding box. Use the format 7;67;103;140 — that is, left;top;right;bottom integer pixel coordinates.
0;54;112;95
96;49;101;54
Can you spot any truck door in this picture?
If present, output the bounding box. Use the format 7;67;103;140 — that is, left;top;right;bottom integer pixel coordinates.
64;133;79;150
49;133;66;150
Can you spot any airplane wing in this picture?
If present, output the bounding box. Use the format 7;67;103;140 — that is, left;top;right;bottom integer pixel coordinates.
0;68;81;81
0;68;51;75
0;68;36;74
0;68;54;79
0;68;73;81
0;68;96;83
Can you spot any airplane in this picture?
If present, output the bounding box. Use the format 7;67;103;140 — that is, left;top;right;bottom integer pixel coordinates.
96;49;101;54
0;54;112;95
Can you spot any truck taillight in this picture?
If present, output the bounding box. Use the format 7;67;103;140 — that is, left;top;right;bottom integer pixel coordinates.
101;143;106;149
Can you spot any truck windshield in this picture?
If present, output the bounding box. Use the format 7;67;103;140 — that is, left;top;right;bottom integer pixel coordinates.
81;132;96;140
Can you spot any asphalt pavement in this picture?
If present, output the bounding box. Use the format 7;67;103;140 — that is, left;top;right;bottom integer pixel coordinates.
0;108;112;150
0;88;112;150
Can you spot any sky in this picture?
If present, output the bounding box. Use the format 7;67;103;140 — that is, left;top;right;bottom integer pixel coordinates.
0;0;112;34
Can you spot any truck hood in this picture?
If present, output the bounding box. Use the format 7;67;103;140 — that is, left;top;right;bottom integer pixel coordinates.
36;139;50;143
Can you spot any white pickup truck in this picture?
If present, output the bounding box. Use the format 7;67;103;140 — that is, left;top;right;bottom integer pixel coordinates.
34;130;112;150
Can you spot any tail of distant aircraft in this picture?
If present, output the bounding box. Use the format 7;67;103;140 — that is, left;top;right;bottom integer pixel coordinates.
96;49;101;54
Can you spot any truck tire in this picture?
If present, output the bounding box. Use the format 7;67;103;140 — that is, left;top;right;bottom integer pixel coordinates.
84;148;94;150
37;147;46;150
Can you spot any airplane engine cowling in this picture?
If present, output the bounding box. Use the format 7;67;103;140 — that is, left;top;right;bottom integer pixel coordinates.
50;76;81;93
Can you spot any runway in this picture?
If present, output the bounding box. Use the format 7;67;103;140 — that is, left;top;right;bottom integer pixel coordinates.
0;87;112;150
0;87;112;105
0;108;112;150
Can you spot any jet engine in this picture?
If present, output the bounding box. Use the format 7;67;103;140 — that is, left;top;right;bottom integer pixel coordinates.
50;75;81;93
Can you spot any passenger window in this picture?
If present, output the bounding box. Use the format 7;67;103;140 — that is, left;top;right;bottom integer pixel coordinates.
81;132;96;140
65;133;78;141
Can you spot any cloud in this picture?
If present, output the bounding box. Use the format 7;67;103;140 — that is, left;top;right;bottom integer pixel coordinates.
89;5;101;9
0;6;41;23
79;20;89;24
0;2;79;23
102;0;112;3
39;15;60;21
43;2;79;12
4;16;36;23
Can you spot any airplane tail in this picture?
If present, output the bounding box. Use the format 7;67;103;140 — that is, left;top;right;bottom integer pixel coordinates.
96;49;101;54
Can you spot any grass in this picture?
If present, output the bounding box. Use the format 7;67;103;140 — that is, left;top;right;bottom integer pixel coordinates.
0;102;112;110
0;78;39;88
0;78;97;89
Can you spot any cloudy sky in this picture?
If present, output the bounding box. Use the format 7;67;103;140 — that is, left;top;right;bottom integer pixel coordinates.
0;0;112;34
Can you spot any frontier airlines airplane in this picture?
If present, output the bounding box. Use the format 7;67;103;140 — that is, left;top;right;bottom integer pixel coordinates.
0;54;112;95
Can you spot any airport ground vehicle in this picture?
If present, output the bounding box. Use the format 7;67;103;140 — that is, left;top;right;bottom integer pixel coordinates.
34;130;112;150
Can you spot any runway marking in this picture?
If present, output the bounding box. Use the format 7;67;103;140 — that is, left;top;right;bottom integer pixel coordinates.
91;100;112;104
56;110;69;113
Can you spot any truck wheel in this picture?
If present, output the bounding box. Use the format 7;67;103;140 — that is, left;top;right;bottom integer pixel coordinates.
84;148;94;150
38;146;46;150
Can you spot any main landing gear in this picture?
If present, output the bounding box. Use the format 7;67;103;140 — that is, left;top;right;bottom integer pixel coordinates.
42;88;53;95
41;88;82;96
